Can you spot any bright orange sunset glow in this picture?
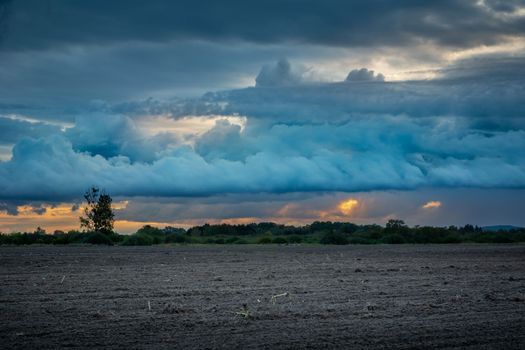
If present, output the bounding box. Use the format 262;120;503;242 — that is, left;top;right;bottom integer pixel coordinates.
338;198;359;216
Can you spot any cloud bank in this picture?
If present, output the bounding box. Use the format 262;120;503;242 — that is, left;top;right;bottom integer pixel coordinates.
2;0;524;51
0;57;524;204
1;110;524;202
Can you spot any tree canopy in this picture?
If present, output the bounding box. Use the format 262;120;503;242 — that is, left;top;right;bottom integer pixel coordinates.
79;187;115;234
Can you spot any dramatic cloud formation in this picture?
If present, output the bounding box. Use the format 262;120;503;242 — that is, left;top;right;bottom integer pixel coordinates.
1;1;525;120
0;1;524;230
1;94;524;202
1;57;525;204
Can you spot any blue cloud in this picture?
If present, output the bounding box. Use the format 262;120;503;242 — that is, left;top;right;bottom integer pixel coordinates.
0;112;524;202
0;116;62;145
0;58;524;202
65;113;177;163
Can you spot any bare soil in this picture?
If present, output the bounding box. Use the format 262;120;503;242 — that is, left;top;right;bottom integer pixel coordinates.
1;244;524;349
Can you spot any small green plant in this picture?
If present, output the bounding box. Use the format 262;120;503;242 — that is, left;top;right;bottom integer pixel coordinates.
233;304;251;318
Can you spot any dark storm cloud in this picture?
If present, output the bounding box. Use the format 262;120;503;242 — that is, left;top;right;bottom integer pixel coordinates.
0;200;46;216
0;0;12;42
1;1;524;122
0;41;311;120
255;59;310;87
439;55;525;80
345;68;385;82
484;0;524;12
0;116;62;145
153;56;525;123
2;0;524;51
0;201;17;215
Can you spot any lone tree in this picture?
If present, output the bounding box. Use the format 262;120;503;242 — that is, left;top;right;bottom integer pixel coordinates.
79;187;115;234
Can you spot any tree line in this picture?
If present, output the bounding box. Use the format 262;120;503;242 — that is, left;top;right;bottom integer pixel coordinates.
1;188;524;245
2;217;524;246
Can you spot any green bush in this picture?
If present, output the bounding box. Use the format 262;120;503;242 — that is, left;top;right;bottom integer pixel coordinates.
287;235;303;243
380;234;406;244
348;237;376;244
136;225;164;244
82;232;113;245
272;237;288;244
165;234;188;243
490;234;515;243
257;236;272;244
225;236;240;244
320;231;349;245
121;233;153;246
439;233;462;243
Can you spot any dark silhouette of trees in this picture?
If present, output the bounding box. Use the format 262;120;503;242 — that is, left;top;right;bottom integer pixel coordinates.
2;213;525;246
79;187;115;234
385;219;407;232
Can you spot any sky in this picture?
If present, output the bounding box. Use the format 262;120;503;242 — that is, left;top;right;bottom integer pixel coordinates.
1;0;525;233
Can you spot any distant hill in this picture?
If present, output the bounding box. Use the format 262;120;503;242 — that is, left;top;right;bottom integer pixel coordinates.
482;225;523;232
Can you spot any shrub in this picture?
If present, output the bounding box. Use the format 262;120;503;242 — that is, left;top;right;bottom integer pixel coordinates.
491;234;515;243
272;237;288;244
440;233;462;243
257;236;273;244
136;225;165;244
348;237;376;244
380;234;406;244
225;236;240;244
320;231;349;245
165;234;188;244
82;232;113;245
287;235;303;243
121;233;153;246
